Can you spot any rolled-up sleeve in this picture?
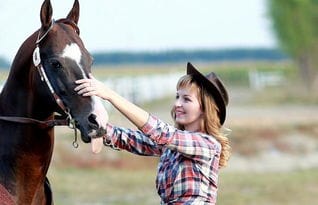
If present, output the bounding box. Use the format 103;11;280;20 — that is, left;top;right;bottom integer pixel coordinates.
141;115;221;163
103;122;162;156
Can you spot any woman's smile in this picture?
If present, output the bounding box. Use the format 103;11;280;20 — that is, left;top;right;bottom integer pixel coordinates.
175;108;185;118
174;87;203;131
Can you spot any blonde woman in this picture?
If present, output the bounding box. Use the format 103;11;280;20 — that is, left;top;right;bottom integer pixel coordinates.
75;62;231;204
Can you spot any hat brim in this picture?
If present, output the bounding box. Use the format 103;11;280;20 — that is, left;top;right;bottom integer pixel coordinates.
187;62;226;125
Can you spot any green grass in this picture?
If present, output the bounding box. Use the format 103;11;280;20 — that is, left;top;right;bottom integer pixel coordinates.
48;167;159;205
50;125;318;205
176;61;296;87
0;69;9;82
90;61;297;86
48;166;318;205
218;169;318;205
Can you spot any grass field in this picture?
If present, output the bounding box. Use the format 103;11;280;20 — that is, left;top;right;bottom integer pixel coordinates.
48;165;318;205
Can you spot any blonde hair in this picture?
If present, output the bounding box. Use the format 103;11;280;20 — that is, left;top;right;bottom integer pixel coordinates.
171;75;231;168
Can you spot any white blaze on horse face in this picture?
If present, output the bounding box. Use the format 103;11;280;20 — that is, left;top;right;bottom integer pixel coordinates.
91;98;107;153
92;96;109;129
61;43;86;78
62;43;108;132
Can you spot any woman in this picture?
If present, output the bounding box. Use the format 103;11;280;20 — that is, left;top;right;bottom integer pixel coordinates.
75;62;231;204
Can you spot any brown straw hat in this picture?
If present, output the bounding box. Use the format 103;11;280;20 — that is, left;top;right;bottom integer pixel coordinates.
187;62;229;125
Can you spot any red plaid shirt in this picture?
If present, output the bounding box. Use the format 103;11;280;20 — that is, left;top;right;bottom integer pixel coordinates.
104;115;221;204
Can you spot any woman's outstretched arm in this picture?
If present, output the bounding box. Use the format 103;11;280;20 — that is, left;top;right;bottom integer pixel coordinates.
75;74;149;129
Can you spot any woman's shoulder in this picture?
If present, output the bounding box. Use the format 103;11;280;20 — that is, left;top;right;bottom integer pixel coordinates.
194;132;222;150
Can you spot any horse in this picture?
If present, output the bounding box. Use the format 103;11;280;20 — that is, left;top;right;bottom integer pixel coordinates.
0;0;108;204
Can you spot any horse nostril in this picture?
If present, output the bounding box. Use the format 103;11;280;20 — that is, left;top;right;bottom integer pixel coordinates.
88;114;98;129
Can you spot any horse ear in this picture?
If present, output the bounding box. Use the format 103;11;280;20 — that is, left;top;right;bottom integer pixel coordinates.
67;0;80;24
40;0;53;30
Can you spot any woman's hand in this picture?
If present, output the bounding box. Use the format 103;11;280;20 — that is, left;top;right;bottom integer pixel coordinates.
75;74;110;100
76;73;149;130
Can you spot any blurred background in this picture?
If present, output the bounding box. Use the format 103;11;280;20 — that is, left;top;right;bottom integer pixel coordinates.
1;0;317;204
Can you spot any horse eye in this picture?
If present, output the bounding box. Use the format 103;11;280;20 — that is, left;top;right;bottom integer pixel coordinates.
50;60;63;69
60;90;67;96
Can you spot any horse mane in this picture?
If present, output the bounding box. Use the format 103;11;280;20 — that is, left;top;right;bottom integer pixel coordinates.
0;31;38;112
9;32;37;75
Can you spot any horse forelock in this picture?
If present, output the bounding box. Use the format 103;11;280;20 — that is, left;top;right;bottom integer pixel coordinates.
56;18;80;35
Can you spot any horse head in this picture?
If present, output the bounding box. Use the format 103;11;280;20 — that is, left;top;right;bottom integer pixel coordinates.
34;0;108;143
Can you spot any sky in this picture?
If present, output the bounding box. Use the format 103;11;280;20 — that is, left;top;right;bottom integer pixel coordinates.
0;0;277;61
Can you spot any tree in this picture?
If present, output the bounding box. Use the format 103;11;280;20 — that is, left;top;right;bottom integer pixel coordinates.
268;0;318;90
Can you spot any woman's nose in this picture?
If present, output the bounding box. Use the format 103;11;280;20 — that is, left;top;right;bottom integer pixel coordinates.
174;99;181;107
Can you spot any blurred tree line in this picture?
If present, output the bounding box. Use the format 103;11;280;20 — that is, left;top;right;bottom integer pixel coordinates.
92;48;287;65
269;0;318;90
0;48;287;70
0;57;9;69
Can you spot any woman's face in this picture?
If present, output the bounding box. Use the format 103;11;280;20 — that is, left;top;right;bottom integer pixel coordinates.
174;85;203;132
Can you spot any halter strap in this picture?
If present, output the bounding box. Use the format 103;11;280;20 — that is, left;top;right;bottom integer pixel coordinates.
0;116;69;129
36;19;55;44
33;19;70;115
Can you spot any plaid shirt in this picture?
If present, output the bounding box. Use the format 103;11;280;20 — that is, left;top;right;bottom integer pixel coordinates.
104;115;221;204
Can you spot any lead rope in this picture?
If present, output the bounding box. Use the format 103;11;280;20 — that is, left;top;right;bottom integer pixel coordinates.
33;19;79;149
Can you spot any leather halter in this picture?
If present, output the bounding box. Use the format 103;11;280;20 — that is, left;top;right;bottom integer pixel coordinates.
0;19;75;129
0;116;69;129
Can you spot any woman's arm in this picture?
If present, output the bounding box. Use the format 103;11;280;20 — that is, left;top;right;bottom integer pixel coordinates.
142;115;221;163
104;123;162;156
75;74;149;129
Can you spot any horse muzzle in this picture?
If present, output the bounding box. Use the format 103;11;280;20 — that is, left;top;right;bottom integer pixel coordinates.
87;114;107;138
79;97;109;143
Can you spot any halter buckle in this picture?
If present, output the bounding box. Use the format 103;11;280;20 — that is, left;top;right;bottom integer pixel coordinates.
33;46;41;67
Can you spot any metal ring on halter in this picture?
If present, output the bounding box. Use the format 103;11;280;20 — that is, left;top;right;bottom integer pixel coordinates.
72;127;79;148
64;109;75;129
67;117;79;148
103;138;120;151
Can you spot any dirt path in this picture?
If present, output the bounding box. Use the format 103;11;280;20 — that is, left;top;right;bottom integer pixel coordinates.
227;104;318;127
224;102;318;172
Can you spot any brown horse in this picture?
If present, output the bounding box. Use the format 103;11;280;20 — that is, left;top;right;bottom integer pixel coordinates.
0;0;108;204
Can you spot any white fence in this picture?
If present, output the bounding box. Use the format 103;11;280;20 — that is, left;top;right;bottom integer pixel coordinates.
103;72;183;104
0;72;183;104
249;70;285;90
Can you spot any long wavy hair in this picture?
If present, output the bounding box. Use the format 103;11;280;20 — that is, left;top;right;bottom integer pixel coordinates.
171;74;231;168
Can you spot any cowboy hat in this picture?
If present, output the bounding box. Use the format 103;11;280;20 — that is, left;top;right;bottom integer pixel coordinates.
187;62;229;125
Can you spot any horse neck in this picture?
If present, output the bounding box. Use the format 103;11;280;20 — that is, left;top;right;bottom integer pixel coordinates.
0;32;54;120
0;32;55;201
